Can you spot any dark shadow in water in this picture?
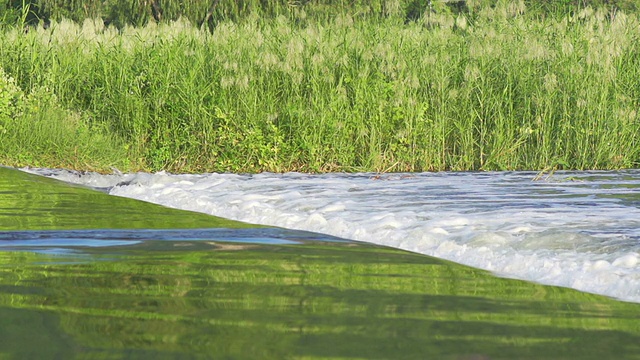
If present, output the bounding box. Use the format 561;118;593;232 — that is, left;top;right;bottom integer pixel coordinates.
2;167;640;359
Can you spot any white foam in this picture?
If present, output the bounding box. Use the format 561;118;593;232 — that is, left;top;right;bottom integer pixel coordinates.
25;168;640;303
613;253;639;268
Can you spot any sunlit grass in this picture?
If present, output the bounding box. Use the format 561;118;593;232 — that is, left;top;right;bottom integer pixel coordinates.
0;83;131;172
1;3;639;173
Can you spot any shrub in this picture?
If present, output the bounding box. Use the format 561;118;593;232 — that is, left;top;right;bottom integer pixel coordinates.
0;67;24;136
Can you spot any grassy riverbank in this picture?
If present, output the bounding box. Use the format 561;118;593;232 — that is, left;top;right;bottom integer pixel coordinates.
1;3;639;173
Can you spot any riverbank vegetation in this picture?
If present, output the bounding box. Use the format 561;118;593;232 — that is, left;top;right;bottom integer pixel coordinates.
1;1;639;173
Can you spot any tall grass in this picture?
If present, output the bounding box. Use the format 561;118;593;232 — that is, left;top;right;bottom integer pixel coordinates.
1;3;639;173
5;0;638;29
0;67;130;171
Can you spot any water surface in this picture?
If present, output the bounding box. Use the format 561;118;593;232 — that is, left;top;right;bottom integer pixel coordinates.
3;167;640;359
31;168;640;302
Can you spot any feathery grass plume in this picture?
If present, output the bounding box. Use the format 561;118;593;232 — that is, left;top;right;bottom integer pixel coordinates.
1;1;640;172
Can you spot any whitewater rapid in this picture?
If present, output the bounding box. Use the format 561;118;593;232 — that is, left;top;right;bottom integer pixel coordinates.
26;168;640;303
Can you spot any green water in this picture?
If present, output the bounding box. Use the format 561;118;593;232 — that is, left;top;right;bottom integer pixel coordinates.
0;167;257;230
1;167;640;359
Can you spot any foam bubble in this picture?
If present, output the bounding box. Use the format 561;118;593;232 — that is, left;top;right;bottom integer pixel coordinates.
613;253;639;268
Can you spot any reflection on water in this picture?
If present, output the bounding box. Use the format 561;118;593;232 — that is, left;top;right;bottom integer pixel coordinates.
0;166;254;230
2;167;640;359
3;240;640;359
0;228;346;250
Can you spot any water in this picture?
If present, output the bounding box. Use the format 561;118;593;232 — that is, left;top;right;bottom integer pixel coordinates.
27;168;640;303
4;166;640;359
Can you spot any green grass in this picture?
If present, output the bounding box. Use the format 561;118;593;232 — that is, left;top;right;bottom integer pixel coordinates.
1;4;639;173
0;67;131;171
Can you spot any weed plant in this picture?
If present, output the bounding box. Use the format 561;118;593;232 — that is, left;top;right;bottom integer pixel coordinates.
1;3;639;173
0;67;129;171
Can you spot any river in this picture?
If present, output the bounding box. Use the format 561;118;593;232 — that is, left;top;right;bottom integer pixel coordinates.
3;166;640;358
27;168;640;303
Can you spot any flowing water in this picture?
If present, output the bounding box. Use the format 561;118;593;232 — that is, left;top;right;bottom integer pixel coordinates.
28;168;640;303
3;166;640;359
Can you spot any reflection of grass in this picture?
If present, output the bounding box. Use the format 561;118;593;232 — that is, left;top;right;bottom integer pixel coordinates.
1;3;640;172
2;241;640;359
0;166;257;230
